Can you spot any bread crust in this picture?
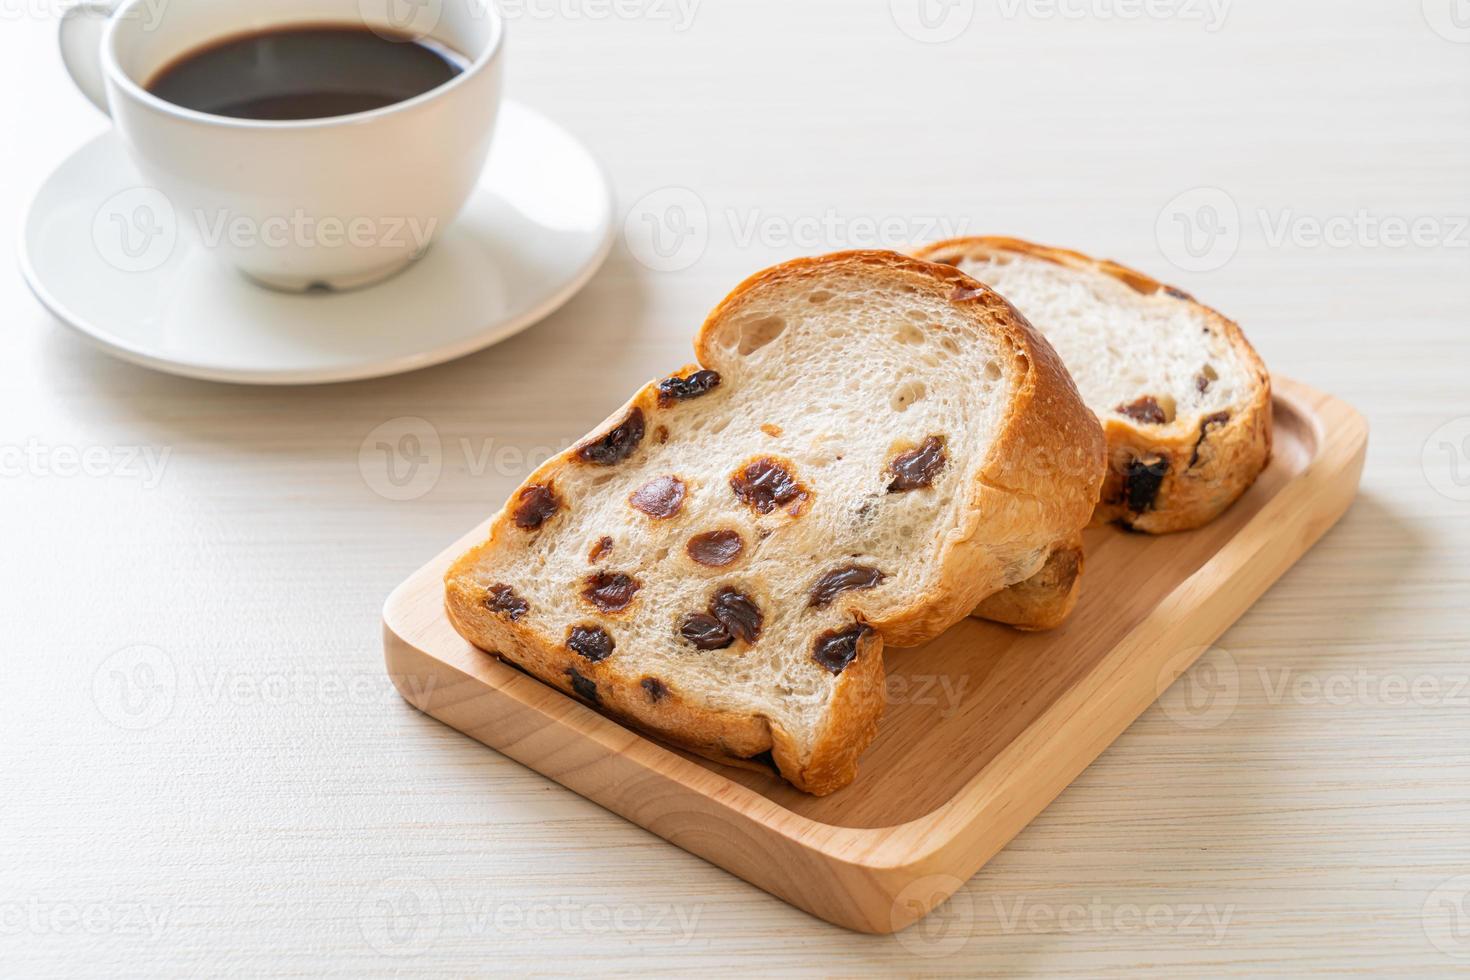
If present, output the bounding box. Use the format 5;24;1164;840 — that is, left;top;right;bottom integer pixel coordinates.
971;533;1084;631
915;237;1272;534
446;251;1104;795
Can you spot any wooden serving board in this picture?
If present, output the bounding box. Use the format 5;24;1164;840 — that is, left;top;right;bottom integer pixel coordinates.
382;378;1367;934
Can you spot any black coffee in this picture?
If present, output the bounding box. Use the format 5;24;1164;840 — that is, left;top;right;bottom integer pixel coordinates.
145;26;469;121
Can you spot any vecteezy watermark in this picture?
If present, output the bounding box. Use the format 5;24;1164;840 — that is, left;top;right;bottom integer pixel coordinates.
623;186;973;272
1257;210;1470;251
892;878;1235;957
1425;875;1470;959
0;897;171;941
1423;417;1470;503
724;209;970;253
499;0;701;30
188;666;438;711
890;0;975;43
4;0;168;27
886;674;969;719
89;645;441;729
1;0;67;20
1422;0;1470;43
359;417;442;502
1157;649;1470;731
990;895;1234;944
355;0;703;41
623;187;710;273
92;187;179;274
91;645;177;731
892;875;974;957
357;877;703;957
358;416;574;502
893;0;1229;43
86;643;438;728
0;440;171;488
193;210;439;254
995;0;1230;31
1155;187;1241;273
91;186;440;275
1254;668;1470;709
1157;186;1470;272
359;876;444;957
357;0;446;41
1156;645;1240;730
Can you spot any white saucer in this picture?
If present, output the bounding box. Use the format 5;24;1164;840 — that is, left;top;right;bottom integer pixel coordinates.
20;102;613;385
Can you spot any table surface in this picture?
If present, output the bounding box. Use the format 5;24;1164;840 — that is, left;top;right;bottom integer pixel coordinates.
4;1;1469;975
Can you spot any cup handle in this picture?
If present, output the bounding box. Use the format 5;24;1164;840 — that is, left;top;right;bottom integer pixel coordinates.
59;1;119;116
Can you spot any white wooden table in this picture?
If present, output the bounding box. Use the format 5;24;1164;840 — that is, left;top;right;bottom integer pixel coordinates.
4;1;1469;974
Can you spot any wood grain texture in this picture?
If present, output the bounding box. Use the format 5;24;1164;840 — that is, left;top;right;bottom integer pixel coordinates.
3;0;1470;974
384;380;1366;933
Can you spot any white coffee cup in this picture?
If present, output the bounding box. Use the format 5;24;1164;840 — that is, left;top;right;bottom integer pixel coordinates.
59;0;505;291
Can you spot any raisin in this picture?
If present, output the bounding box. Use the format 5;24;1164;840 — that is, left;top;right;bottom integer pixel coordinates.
680;585;763;650
1188;412;1231;468
582;572;641;613
629;475;687;519
566;667;599;703
680;613;733;650
1116;397;1168;425
808;565;886;608
567;624;615;662
686;529;744;567
513;484;559;529
1123;456;1170;513
588;536;614;563
1195;373;1211;393
812;624;872;676
657;369;721;405
577;408;645;466
730;458;809;516
641;677;668;701
483;584;529;620
887;436;947;493
710;588;763;643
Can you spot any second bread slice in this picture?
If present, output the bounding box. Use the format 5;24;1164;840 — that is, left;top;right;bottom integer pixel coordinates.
918;237;1272;534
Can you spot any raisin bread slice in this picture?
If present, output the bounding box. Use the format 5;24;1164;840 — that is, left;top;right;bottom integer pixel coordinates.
445;251;1104;795
916;237;1272;533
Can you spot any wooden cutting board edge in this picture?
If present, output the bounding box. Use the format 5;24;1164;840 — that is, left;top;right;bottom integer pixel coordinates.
382;377;1369;934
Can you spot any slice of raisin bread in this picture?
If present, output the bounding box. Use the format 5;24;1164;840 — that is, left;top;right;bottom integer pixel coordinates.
916;237;1272;534
445;251;1104;795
